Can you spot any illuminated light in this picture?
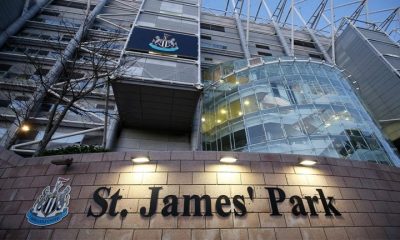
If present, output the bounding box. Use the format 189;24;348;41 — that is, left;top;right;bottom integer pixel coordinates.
244;100;250;105
334;116;339;120
236;81;239;85
238;111;243;116
132;157;150;163
219;80;224;83
353;81;357;84
345;117;349;120
325;123;331;127
356;87;360;90
217;119;221;123
299;159;317;166
201;118;205;122
220;109;227;114
20;124;30;132
220;157;237;163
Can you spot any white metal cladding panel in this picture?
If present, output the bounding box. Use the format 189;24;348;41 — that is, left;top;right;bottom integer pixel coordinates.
142;0;198;19
358;27;393;43
385;55;400;70
141;58;198;84
137;14;198;34
370;40;400;57
335;25;400;121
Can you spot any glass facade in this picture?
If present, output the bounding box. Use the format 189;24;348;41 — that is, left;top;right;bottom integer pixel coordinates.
202;57;399;166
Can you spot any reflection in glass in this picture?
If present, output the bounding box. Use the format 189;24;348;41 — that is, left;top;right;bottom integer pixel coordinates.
201;57;398;166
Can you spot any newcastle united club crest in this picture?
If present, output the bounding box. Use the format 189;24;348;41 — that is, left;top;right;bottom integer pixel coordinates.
149;33;179;52
26;177;71;226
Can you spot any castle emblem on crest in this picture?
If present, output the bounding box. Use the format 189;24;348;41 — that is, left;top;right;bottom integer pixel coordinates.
149;33;179;52
26;177;71;226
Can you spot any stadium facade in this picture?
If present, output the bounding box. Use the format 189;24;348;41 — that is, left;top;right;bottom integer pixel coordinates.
0;0;399;166
0;0;400;239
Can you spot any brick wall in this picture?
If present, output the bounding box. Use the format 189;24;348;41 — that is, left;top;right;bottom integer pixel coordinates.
0;151;399;240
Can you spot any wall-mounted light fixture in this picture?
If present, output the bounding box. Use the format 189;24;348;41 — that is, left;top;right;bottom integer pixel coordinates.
20;124;30;132
299;158;317;166
220;157;237;163
132;157;150;163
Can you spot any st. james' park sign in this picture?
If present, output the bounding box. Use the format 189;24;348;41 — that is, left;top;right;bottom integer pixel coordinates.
87;186;341;218
26;178;341;226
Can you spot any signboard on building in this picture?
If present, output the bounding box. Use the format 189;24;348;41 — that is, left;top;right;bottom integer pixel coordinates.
126;27;198;60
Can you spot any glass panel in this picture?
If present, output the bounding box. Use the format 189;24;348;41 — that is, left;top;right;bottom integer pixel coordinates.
241;94;258;114
248;125;266;144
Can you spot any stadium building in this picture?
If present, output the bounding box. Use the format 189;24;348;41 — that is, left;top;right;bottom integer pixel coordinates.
0;0;399;239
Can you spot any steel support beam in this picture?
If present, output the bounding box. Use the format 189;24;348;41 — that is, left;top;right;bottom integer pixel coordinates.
337;0;366;34
293;6;333;64
378;7;399;32
231;0;251;59
307;0;328;30
272;0;288;23
0;0;51;49
1;0;110;148
261;0;291;56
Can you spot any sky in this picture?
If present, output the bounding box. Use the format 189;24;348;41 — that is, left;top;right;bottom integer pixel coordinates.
201;0;400;41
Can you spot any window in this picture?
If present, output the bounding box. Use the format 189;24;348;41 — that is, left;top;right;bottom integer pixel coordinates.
205;57;213;61
255;44;270;50
0;100;11;107
0;64;11;76
294;39;315;48
202;42;227;50
201;35;212;40
258;52;272;56
309;53;324;60
248;125;266;144
41;10;60;17
200;23;225;32
40;103;52;112
10;96;30;110
61;35;73;42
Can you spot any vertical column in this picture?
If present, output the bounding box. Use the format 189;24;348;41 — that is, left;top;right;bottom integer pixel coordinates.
261;0;292;57
1;0;110;148
231;0;251;59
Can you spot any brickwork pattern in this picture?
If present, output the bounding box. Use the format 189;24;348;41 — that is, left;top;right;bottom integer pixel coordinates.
0;151;399;240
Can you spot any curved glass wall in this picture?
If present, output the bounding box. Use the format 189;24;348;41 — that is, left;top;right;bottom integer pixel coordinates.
201;57;399;166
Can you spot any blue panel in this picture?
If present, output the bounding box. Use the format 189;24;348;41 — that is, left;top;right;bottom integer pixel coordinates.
126;27;198;60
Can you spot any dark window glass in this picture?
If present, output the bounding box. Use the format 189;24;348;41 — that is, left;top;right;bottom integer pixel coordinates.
61;35;72;42
205;57;213;61
258;52;272;56
201;35;212;40
309;53;324;60
294;39;315;48
38;50;49;56
0;100;11;107
0;64;11;71
41;10;60;16
40;103;52;112
221;134;231;151
264;122;285;140
255;44;270;50
40;35;51;40
248;125;266;144
200;23;225;32
233;129;247;148
14;96;30;101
